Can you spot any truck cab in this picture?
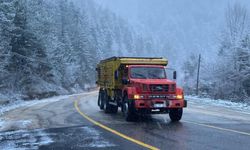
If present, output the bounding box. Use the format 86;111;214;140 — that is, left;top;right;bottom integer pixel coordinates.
96;57;187;122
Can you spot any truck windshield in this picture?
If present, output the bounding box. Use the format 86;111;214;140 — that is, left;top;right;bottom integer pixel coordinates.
130;67;166;79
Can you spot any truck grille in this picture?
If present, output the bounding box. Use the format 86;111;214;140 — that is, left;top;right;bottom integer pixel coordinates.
149;84;169;92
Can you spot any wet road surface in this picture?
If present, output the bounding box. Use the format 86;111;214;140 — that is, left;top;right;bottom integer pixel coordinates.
0;91;250;150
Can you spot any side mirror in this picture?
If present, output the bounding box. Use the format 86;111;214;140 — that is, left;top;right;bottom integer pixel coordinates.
122;78;130;85
114;70;119;80
173;71;177;80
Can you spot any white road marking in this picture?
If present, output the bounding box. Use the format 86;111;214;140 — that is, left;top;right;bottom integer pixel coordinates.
183;120;250;136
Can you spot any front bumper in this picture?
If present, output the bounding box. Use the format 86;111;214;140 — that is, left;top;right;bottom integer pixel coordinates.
134;99;187;109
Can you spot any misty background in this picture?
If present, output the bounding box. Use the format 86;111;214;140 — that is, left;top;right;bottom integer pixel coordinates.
0;0;249;103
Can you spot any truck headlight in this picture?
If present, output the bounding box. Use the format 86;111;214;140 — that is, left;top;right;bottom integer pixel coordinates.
176;94;183;99
134;95;144;99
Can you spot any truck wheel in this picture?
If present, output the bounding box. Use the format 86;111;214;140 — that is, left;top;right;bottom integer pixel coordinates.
103;100;110;113
98;92;101;106
103;92;112;113
98;90;104;110
169;108;183;122
103;99;111;113
123;96;136;121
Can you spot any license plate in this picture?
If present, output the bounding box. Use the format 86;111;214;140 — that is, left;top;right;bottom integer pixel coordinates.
152;109;160;112
154;103;165;108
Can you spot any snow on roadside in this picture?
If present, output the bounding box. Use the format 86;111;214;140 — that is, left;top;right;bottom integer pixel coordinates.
0;90;99;116
0;95;72;132
0;95;71;116
186;95;250;113
0;128;53;150
82;126;116;148
0;91;98;131
0;119;33;131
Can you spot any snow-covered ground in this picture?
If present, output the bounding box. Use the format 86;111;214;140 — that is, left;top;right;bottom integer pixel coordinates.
0;129;53;150
81;126;116;148
0;91;116;150
0;126;115;149
0;91;99;131
186;95;250;113
0;90;99;117
0;95;71;132
0;95;70;116
0;92;249;149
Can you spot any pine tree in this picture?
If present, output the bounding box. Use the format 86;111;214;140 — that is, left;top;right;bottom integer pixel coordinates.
216;3;250;100
0;0;16;92
7;0;52;98
0;0;158;99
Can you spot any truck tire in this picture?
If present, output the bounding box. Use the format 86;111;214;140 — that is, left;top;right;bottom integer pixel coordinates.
122;96;136;121
98;92;101;106
103;91;112;113
169;108;183;122
98;90;104;110
97;90;105;110
103;99;111;113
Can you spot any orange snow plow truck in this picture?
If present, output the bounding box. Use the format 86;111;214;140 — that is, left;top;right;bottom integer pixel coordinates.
96;57;187;121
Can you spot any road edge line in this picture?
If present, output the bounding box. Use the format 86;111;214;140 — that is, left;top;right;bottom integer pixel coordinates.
74;100;159;150
183;120;250;136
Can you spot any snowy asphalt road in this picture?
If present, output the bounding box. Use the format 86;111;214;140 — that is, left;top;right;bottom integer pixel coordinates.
0;91;250;150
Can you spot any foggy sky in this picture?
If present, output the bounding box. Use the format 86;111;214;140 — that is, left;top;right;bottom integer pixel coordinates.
94;0;250;63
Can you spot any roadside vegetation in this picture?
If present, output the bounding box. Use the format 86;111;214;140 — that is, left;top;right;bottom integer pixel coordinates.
0;0;249;104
